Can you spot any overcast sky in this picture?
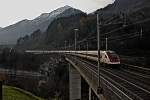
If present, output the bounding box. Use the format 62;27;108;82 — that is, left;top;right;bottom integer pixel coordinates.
0;0;114;27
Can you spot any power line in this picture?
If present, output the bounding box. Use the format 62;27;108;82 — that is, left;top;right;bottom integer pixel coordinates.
108;34;140;42
100;18;150;36
108;31;139;40
62;17;150;50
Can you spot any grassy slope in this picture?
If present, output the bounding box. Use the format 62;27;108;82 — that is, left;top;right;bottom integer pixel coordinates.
3;86;44;100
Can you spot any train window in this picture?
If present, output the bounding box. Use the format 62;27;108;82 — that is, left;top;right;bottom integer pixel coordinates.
107;51;119;61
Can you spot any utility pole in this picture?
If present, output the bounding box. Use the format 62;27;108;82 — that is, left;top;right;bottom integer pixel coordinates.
140;27;143;40
65;41;67;50
74;29;78;51
106;37;108;51
69;42;72;53
86;41;88;59
123;12;127;27
0;81;2;100
86;41;88;51
78;44;80;50
68;41;70;51
97;13;103;94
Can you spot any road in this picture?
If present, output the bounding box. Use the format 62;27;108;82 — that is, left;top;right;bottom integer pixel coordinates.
0;68;44;78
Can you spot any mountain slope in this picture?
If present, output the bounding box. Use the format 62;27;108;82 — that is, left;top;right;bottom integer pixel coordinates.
16;12;86;50
93;0;150;53
0;5;82;44
16;0;150;52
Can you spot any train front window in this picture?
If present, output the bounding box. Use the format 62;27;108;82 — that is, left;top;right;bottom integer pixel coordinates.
106;51;119;61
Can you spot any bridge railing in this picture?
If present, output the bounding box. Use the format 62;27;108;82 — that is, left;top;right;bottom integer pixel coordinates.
66;56;136;100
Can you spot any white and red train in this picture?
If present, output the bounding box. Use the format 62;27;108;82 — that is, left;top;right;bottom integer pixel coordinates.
67;50;120;65
26;50;120;65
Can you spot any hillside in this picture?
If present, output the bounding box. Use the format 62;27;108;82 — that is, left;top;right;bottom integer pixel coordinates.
3;86;43;100
16;0;150;55
16;11;86;50
94;0;150;53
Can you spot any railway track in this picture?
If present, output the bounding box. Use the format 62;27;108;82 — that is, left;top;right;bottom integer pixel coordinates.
68;55;150;100
121;63;150;75
67;56;132;100
101;68;150;100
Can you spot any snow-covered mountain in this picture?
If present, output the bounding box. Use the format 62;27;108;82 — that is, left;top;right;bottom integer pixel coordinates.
31;5;73;29
0;5;83;44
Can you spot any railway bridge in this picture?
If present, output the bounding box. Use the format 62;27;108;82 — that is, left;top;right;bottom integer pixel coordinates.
26;50;150;100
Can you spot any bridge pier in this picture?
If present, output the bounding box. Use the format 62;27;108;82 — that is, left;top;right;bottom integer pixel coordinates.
69;64;81;100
